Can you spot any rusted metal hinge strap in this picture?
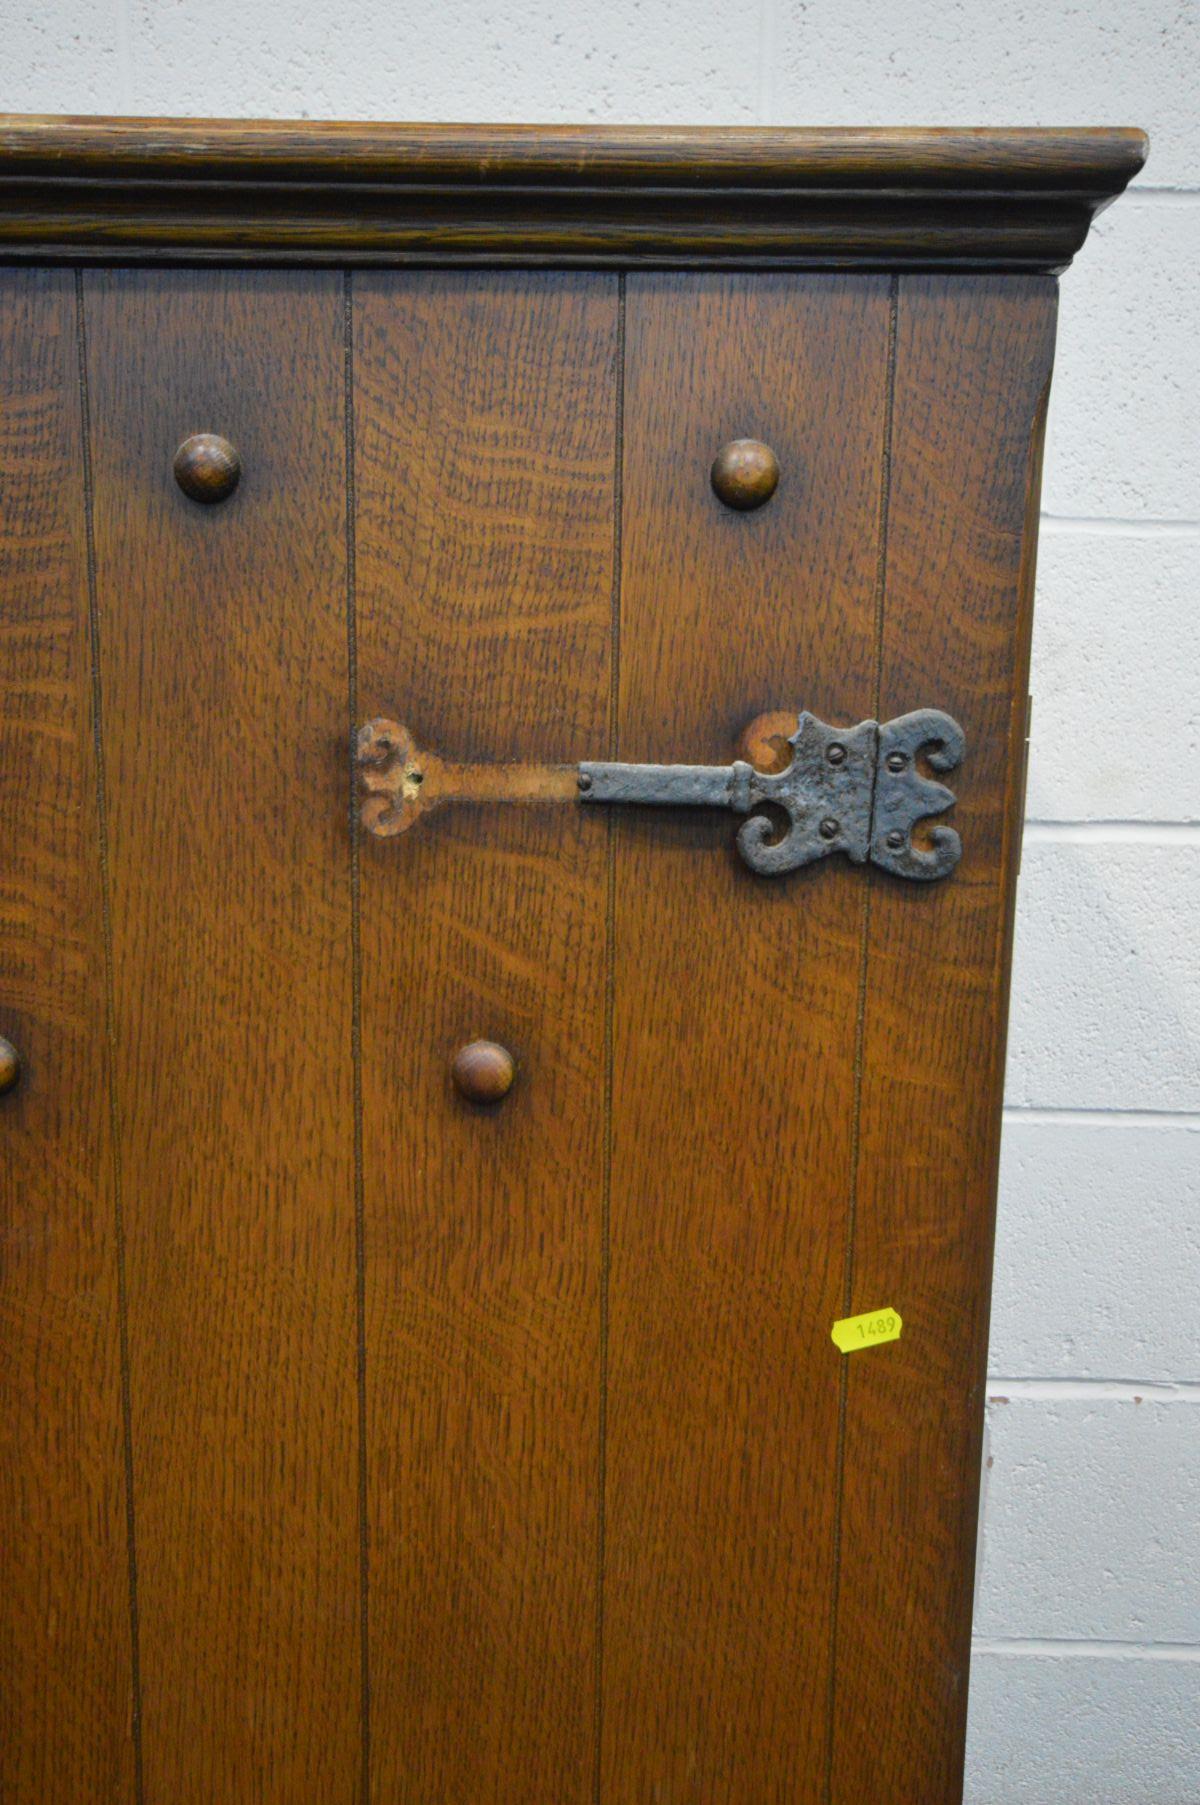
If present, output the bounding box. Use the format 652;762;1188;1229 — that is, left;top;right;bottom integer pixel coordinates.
357;706;965;882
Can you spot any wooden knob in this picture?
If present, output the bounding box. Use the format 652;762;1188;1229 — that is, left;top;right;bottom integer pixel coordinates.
710;439;779;511
451;1040;515;1104
173;433;241;504
0;1036;21;1094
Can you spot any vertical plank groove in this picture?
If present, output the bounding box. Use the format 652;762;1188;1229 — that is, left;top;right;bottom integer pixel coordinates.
74;269;146;1805
830;275;1059;1805
605;273;893;1801
355;272;617;1803
342;267;372;1805
84;269;361;1803
608;274;626;771
869;276;900;729
824;271;898;1802
1;266;138;1800
593;270;625;1805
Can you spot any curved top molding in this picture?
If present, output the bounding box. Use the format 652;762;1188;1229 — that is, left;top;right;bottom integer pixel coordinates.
0;116;1148;272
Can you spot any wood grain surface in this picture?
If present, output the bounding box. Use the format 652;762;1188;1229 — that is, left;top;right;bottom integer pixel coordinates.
81;270;362;1805
829;276;1058;1805
0;118;1145;271
0;270;137;1803
0;253;1061;1803
0;117;1147;187
352;272;618;1803
601;273;893;1801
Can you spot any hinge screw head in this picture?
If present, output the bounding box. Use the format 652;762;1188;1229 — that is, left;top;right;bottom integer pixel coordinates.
886;750;908;772
819;817;840;840
826;743;847;766
886;829;905;849
577;772;592;793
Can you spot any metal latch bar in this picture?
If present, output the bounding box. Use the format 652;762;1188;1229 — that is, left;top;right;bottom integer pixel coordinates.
576;761;746;811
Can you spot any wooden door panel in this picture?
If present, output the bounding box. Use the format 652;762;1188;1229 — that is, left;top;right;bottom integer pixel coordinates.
602;273;895;1802
830;276;1057;1805
81;271;361;1804
352;272;618;1804
0;271;137;1804
0;258;1056;1805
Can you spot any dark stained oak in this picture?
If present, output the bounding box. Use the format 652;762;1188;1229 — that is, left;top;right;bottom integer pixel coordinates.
0;118;1146;271
829;277;1058;1805
0;119;1138;1805
602;273;893;1802
81;270;362;1805
0;269;137;1803
0;117;1147;187
352;271;618;1804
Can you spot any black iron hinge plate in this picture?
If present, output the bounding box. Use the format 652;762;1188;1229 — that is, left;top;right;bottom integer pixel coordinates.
578;709;965;880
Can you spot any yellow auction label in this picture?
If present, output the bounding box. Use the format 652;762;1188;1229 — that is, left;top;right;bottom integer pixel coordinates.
831;1307;902;1353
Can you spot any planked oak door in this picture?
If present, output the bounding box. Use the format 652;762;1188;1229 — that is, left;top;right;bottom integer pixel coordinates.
3;251;1057;1803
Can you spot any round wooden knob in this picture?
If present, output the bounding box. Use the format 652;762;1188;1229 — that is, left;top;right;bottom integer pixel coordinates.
451;1040;515;1104
173;433;241;504
710;439;779;511
0;1036;21;1094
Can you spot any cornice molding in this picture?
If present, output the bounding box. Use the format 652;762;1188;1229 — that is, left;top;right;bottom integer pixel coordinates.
0;118;1148;271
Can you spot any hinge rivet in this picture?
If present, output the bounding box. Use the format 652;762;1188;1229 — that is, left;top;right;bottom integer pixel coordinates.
886;750;908;772
819;817;840;840
886;829;905;849
577;772;592;793
826;743;847;766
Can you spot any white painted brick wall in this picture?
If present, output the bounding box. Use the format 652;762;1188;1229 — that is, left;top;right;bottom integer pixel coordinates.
1027;531;1199;822
1008;843;1200;1112
1045;197;1200;520
976;1396;1200;1641
966;1656;1200;1805
3;2;1196;1798
991;1125;1200;1379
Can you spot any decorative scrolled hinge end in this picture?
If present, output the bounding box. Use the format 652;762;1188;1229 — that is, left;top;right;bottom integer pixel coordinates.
869;708;965;881
735;712;877;876
725;709;965;880
356;705;966;883
356;717;426;837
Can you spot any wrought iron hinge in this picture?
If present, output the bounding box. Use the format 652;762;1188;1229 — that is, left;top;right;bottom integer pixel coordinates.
357;707;965;881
